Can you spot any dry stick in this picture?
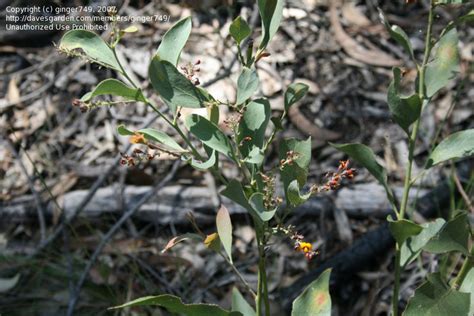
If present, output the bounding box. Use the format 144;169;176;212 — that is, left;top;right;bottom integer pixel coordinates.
66;160;181;316
31;115;159;257
5;138;47;242
452;168;474;213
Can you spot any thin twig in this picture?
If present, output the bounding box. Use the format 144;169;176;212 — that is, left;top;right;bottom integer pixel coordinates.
66;160;180;315
5;138;47;242
31;115;159;257
452;168;474;213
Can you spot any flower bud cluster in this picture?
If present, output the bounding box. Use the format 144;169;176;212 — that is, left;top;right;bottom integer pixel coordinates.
279;150;300;169
260;173;283;210
180;60;201;86
310;160;356;194
120;148;157;167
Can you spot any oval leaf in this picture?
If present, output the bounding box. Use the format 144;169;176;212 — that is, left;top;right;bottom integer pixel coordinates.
423;212;469;254
424;28;460;98
117;125;185;152
185;114;234;158
156;17;192;66
236;68;260;105
221;180;253;211
258;0;284;49
403;273;470;316
109;294;241;316
216;205;233;264
387;217;423;245
59;30;121;71
249;193;277;222
238;99;271;158
387;68;422;134
287;180;311;207
230;16;251;44
149;58;209;112
280;138;312;204
400;218;445;267
284;82;309;112
80;79;146;102
426;129;474;168
292;269;332;316
379;9;415;62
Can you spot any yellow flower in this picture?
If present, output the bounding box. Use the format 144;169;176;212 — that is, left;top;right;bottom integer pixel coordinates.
297;242;312;253
130;133;146;144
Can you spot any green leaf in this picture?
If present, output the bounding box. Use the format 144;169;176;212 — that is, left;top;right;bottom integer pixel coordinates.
287;180;311;207
80;79;146;103
258;0;284;49
459;268;474;316
249;193;277;222
221;181;271;223
238;99;271;158
59;30;122;71
387;68;422;134
232;288;255;316
423;212;469;254
400;219;445;267
216;205;233;264
189;150;217;170
271;117;283;131
236;68;260;105
292;269;332;316
425;28;460;98
441;10;474;37
330;143;394;203
117;125;186;152
387;217;423;245
230;16;251;44
0;274;20;293
243;146;265;164
284;83;309;112
379;9;415;62
279;138;312;204
185;114;234;159
109;294;241;316
221;180;254;214
156;17;192;66
149;58;209;112
426;129;474;168
403;273;470;316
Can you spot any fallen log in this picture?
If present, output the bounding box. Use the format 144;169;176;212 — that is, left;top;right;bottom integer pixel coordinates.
0;183;428;225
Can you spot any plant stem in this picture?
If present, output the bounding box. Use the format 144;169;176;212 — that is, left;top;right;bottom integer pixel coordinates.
392;244;402;316
392;2;435;315
256;234;263;316
112;47;139;89
452;245;474;290
261;253;270;316
255;230;270;316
